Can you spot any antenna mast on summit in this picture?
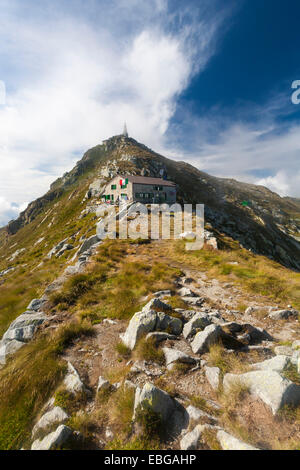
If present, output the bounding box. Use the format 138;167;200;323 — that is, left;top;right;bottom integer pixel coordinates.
123;122;128;137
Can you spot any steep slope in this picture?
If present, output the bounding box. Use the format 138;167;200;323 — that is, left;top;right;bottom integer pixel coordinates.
4;134;299;270
0;134;300;451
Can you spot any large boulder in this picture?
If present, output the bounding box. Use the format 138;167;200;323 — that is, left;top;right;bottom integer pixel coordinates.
191;324;223;354
142;298;172;313
31;425;72;450
183;313;212;339
0;339;24;365
163;348;197;369
133;383;176;424
120;310;157;350
32;407;69;437
217;430;259;450
250;355;291;373
223;370;300;415
156;312;182;335
268;309;299;320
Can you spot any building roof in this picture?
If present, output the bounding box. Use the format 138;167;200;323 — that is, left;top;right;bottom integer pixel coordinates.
113;175;176;187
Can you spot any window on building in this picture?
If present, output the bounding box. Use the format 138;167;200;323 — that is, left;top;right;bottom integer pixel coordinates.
111;194;114;201
111;184;117;190
154;186;163;191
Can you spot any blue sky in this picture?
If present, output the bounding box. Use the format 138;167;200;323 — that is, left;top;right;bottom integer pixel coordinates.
0;0;300;225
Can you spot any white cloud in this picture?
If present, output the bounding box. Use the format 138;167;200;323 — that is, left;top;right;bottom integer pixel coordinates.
0;0;229;226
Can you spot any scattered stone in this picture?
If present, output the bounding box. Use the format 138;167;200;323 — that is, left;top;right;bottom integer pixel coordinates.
156;312;182;335
0;339;24;365
97;376;110;393
205;366;221;391
0;267;15;277
146;332;177;344
217;430;259;451
27;298;46;312
152;290;173;298
178;287;197;297
8;248;26;262
180;425;202;450
124;380;137;390
242;324;273;343
32;407;69;437
142;298;172;313
174;309;197;322
2;311;47;343
77;235;100;256
274;346;294;357
63;362;86;395
182;297;204;307
120;310;157;350
186;405;217;423
31;425;72;450
268;309;299;320
163;348;197;368
55;244;74;258
250;355;291;373
223;370;300;414
133;383;176;423
191;324;223;354
292;340;300;350
47;239;69;259
183;313;212;339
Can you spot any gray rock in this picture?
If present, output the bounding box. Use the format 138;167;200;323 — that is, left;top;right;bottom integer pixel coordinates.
55;244;74;258
152;290;173;298
142;298;172;313
156;312;182;335
162;348;197;367
250;355;291;373
133;383;176;424
222;322;243;334
180;425;203;450
120;310;157;350
27;298;46;312
97;376;110;393
32;407;69;437
274;346;294;356
191;324;223;354
63;362;86;394
47;238;68;259
178;287;197;297
205;366;221;390
31;425;72;450
183;313;212;339
268;309;299;320
223;370;300;414
146;332;177;344
186;405;217;423
0;339;24;365
242;324;273;343
217;430;259;450
182;296;204;307
77;235;100;256
292;340;300;350
174;309;197;322
1;312;47;349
